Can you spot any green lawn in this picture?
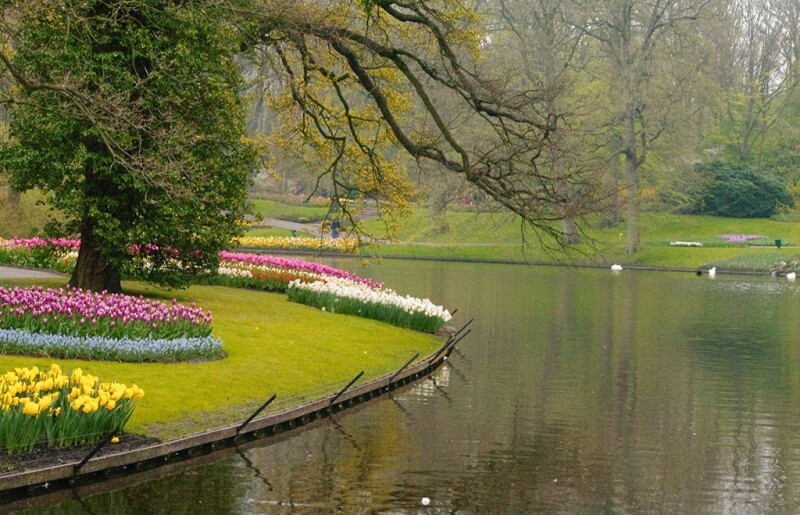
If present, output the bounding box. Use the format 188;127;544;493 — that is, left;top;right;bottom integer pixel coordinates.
0;278;440;440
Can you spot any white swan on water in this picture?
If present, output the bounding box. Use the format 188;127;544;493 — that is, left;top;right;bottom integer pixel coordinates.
708;267;716;278
611;264;623;272
788;271;796;281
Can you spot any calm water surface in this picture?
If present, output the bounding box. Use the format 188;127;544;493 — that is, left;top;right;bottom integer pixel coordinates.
21;262;800;513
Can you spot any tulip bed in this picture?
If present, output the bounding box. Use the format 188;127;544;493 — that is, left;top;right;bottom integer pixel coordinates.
214;265;318;292
0;286;222;362
210;251;382;292
0;237;453;335
287;277;452;333
0;364;143;454
232;235;359;254
210;253;450;332
0;237;78;273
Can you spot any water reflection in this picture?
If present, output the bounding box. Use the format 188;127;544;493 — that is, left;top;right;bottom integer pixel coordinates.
21;263;800;513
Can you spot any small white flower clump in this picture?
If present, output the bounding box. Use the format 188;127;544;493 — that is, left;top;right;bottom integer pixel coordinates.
217;266;253;279
289;278;452;322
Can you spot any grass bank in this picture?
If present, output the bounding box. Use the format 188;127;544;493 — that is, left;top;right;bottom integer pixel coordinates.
0;277;440;440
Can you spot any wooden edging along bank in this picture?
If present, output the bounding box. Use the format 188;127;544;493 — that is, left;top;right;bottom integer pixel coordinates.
0;319;472;504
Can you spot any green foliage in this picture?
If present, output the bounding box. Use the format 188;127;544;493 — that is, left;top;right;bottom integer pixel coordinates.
0;1;258;290
690;161;793;218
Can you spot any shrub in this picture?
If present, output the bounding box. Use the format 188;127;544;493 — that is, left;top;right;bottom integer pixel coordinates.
690;161;793;218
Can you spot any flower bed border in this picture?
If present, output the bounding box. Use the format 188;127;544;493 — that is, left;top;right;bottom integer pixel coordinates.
0;320;468;505
0;328;224;362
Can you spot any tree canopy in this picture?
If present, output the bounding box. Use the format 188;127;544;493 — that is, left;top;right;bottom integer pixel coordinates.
0;0;257;292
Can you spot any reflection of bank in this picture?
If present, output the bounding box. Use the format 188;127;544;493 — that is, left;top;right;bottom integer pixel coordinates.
398;365;451;401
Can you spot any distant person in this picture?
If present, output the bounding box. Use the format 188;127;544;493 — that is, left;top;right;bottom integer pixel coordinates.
331;220;340;239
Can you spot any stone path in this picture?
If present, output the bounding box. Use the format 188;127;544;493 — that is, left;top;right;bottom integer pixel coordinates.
0;266;64;279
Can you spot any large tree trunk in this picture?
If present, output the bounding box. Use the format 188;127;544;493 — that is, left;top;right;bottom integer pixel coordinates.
553;153;580;245
603;136;625;227
624;150;641;254
549;106;581;245
6;189;20;211
561;217;580;245
622;51;641;254
69;219;122;293
739;96;755;163
623;102;641;254
428;181;450;235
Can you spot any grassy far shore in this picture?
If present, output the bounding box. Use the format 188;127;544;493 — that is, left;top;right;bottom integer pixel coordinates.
0;277;441;441
344;209;800;272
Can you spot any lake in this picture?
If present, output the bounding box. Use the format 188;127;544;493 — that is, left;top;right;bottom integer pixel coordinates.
21;261;800;513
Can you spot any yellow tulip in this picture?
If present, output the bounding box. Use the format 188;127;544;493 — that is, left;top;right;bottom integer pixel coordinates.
125;385;145;399
38;394;53;411
22;400;40;416
81;397;99;414
110;383;126;401
70;396;86;411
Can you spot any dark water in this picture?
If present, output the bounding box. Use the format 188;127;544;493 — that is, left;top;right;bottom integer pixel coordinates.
19;262;800;513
